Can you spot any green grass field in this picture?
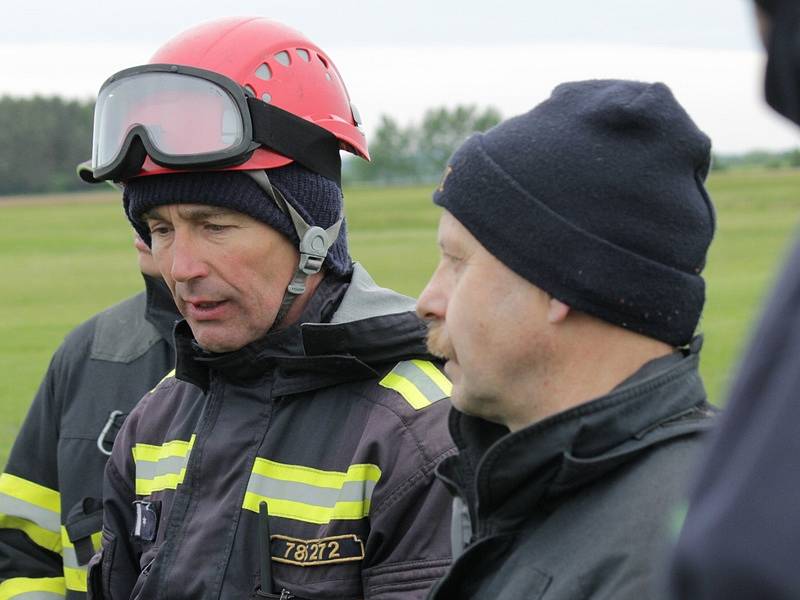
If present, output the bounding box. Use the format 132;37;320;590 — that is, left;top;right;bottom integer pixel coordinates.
2;169;800;467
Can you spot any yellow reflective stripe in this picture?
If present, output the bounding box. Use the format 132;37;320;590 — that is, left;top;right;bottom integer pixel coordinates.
60;527;100;592
131;435;195;463
251;459;381;488
133;436;195;494
243;459;381;524
412;359;452;396
379;372;431;409
63;568;87;593
149;368;176;393
0;576;65;599
242;492;371;525
60;526;101;552
0;474;60;513
135;471;188;496
0;515;61;553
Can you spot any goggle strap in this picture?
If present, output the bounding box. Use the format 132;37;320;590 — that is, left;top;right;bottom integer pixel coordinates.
248;97;343;187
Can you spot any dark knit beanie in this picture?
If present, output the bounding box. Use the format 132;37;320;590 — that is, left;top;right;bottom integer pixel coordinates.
123;163;352;276
434;79;715;347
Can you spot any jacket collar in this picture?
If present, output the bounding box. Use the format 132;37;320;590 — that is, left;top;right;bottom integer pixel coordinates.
437;343;713;534
173;264;434;395
143;274;180;351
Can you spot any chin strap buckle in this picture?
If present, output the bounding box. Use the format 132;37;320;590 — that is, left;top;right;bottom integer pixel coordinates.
287;226;333;294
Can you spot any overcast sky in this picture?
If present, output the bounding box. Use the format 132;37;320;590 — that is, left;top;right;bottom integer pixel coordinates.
3;0;797;153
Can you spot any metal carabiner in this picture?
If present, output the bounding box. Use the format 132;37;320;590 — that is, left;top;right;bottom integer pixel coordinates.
96;410;125;456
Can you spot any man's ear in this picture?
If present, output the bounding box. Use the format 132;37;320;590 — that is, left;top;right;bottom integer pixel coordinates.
547;297;570;324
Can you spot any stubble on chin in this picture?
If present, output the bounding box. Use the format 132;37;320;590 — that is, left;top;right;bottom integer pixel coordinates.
426;320;455;361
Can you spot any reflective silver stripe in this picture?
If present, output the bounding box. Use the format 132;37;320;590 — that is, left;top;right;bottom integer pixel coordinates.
11;593;64;600
247;473;377;508
61;546;82;570
391;361;449;403
0;494;60;533
135;455;190;481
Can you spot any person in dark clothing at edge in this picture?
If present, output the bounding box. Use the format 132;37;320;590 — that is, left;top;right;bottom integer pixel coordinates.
668;2;800;598
415;79;718;600
0;220;179;599
83;17;454;600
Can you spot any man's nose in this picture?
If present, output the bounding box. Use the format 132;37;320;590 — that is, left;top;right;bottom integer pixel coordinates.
169;230;208;283
416;271;447;322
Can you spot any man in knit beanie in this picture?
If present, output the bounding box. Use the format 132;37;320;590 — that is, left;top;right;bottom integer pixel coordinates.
418;79;716;600
82;19;455;600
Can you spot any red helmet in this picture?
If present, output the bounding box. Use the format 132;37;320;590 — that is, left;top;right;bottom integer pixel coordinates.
111;17;368;179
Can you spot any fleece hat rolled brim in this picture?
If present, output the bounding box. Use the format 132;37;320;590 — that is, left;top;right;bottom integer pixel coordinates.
123;163;352;276
434;80;715;347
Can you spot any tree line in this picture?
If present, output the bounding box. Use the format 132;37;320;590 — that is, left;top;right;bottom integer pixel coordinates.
0;96;94;195
343;105;503;184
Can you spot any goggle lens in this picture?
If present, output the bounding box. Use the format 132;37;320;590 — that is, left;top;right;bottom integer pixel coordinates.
92;72;245;170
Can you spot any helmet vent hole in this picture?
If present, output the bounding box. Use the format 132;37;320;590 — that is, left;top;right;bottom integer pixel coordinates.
316;53;329;69
262;92;272;103
244;85;256;97
255;64;272;80
325;72;332;81
296;48;310;62
274;51;291;66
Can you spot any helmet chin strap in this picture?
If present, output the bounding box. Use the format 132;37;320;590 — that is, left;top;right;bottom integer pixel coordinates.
246;170;342;328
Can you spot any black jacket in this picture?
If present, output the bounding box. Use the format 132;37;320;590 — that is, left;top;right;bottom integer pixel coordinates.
669;237;800;600
89;265;455;600
0;276;177;599
428;345;713;600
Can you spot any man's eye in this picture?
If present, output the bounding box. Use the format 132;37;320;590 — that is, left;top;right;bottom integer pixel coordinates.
205;223;229;233
149;225;172;236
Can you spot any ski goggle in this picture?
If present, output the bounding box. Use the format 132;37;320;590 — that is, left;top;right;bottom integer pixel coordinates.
91;64;342;184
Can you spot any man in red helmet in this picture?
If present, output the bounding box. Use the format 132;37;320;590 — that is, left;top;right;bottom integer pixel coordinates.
84;18;454;600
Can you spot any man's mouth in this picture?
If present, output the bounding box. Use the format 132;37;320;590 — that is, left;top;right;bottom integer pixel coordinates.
183;299;229;320
195;301;223;309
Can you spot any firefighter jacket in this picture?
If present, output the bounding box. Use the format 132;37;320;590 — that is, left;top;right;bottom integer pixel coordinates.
0;276;178;600
428;342;714;600
89;265;455;600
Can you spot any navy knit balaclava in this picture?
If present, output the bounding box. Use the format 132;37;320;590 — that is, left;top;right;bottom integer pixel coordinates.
434;79;716;347
123;163;352;276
